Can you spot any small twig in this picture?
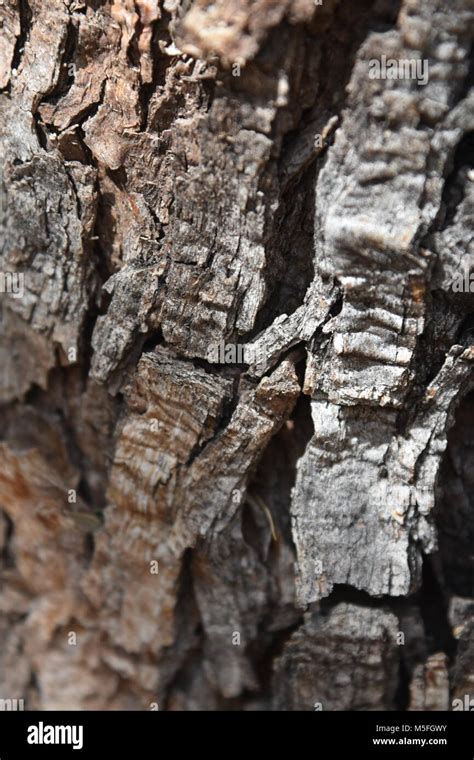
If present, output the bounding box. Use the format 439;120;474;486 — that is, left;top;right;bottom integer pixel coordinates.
246;493;278;542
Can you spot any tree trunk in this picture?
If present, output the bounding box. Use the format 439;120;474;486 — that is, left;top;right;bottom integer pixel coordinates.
0;0;473;711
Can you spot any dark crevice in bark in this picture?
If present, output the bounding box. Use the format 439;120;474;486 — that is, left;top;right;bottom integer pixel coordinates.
77;226;113;385
279;0;402;183
308;587;417;710
394;49;474;428
320;579;453;659
247;386;313;545
74;124;96;165
419;556;457;659
126;13;143;70
180;370;313;709
404;293;470;417
230;396;312;702
252;161;316;336
82;528;97;565
140;10;174;131
321;584;403;611
252;0;403;337
32;112;48;150
199;72;218;114
456;309;474;347
77;286;106;380
0;511;15;570
10;0;32;79
26;669;40;708
396;130;474;435
76;473;105;515
162;547;204;710
249;617;304;708
317;582;453;710
434;390;474;599
397;302;474;437
395;656;412;711
438;131;474;231
92;175;118;275
140;329;165;356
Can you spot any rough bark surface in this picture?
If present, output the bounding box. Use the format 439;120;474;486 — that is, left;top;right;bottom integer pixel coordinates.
0;0;473;710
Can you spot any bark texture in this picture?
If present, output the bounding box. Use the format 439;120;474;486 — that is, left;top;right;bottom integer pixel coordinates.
0;0;473;710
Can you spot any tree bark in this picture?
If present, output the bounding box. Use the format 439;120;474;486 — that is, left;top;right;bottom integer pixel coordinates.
0;0;473;710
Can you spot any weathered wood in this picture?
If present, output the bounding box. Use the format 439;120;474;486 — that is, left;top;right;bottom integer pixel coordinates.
0;0;473;710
